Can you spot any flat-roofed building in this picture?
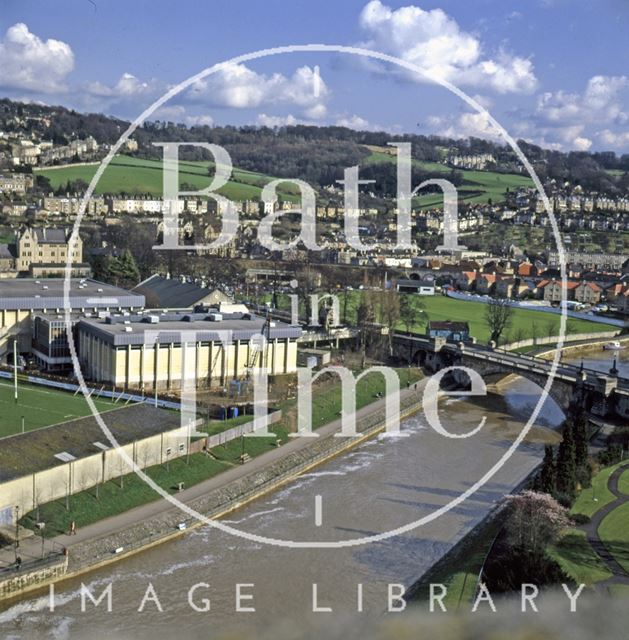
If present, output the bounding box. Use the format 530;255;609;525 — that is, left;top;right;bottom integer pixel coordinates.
0;278;145;363
77;310;301;390
0;404;197;526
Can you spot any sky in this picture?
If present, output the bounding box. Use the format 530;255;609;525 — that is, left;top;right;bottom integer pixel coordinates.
0;0;628;152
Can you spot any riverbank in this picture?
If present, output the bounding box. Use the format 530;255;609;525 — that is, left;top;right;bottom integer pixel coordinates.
0;380;428;605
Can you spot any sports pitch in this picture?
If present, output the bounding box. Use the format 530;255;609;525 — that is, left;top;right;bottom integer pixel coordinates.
0;380;119;439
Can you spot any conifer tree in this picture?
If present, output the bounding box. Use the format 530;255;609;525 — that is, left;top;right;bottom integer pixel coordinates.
556;420;577;499
538;445;556;494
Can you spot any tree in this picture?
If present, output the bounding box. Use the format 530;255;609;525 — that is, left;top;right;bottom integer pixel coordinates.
555;421;577;500
356;296;376;368
484;297;513;345
504;490;570;561
571;409;591;488
103;250;141;288
572;409;589;469
538;445;556;494
378;289;400;356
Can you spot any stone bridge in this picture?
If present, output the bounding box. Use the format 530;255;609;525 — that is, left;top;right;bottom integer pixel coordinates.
393;332;629;419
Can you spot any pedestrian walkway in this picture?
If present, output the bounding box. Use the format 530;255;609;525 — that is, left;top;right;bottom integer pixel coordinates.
0;380;427;574
580;460;629;589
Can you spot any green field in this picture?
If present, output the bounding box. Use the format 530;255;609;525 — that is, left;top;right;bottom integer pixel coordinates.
35;155;301;202
286;291;611;346
570;461;627;518
547;528;613;584
363;150;533;209
618;468;629;495
0;379;119;438
599;501;629;574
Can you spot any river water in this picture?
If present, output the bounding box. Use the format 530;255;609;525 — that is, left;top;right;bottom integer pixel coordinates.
3;351;621;639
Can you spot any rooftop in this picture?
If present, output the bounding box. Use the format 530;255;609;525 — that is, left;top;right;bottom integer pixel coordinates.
133;274;232;309
0;404;183;483
78;310;302;346
0;278;145;311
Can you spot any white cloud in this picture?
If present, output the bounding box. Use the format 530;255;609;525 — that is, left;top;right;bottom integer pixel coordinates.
257;113;299;127
303;103;327;119
358;0;537;94
598;129;629;149
519;75;629;150
186;114;214;127
536;75;627;125
187;64;328;115
137;104;214;127
0;23;74;93
152;105;186;120
573;136;593;151
428;111;503;140
335;114;378;130
87;72;158;98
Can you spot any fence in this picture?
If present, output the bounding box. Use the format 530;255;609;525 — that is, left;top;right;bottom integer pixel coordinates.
206;410;283;448
0;369;183;411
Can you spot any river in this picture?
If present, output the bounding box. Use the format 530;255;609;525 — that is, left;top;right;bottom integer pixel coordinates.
2;353;613;639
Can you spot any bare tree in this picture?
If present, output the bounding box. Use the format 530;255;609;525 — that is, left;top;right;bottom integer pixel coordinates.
378;289;400;356
545;320;556;341
484;297;513;345
504;490;569;560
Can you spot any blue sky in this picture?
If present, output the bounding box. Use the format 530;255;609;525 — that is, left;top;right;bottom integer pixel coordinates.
1;0;628;152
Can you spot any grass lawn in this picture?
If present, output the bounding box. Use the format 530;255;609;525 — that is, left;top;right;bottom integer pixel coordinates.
22;453;230;536
0;379;118;438
618;468;629;496
547;528;613;585
409;515;502;610
281;366;422;432
608;584;629;597
598;501;629;574
22;368;421;534
273;291;610;346
571;461;627;518
35;155;300;202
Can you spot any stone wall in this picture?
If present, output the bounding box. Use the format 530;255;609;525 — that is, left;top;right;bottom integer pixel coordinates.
0;554;67;599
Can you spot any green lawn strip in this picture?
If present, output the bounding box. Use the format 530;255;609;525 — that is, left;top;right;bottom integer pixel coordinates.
571;461;627;518
607;584;629;597
22;368;421;532
598;501;629;574
0;380;117;437
547;528;613;585
292;366;421;431
211;367;421;462
408;515;503;610
617;469;629;496
21;453;230;537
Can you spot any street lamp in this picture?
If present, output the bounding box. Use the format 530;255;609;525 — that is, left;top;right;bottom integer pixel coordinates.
37;522;46;559
14;505;19;560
